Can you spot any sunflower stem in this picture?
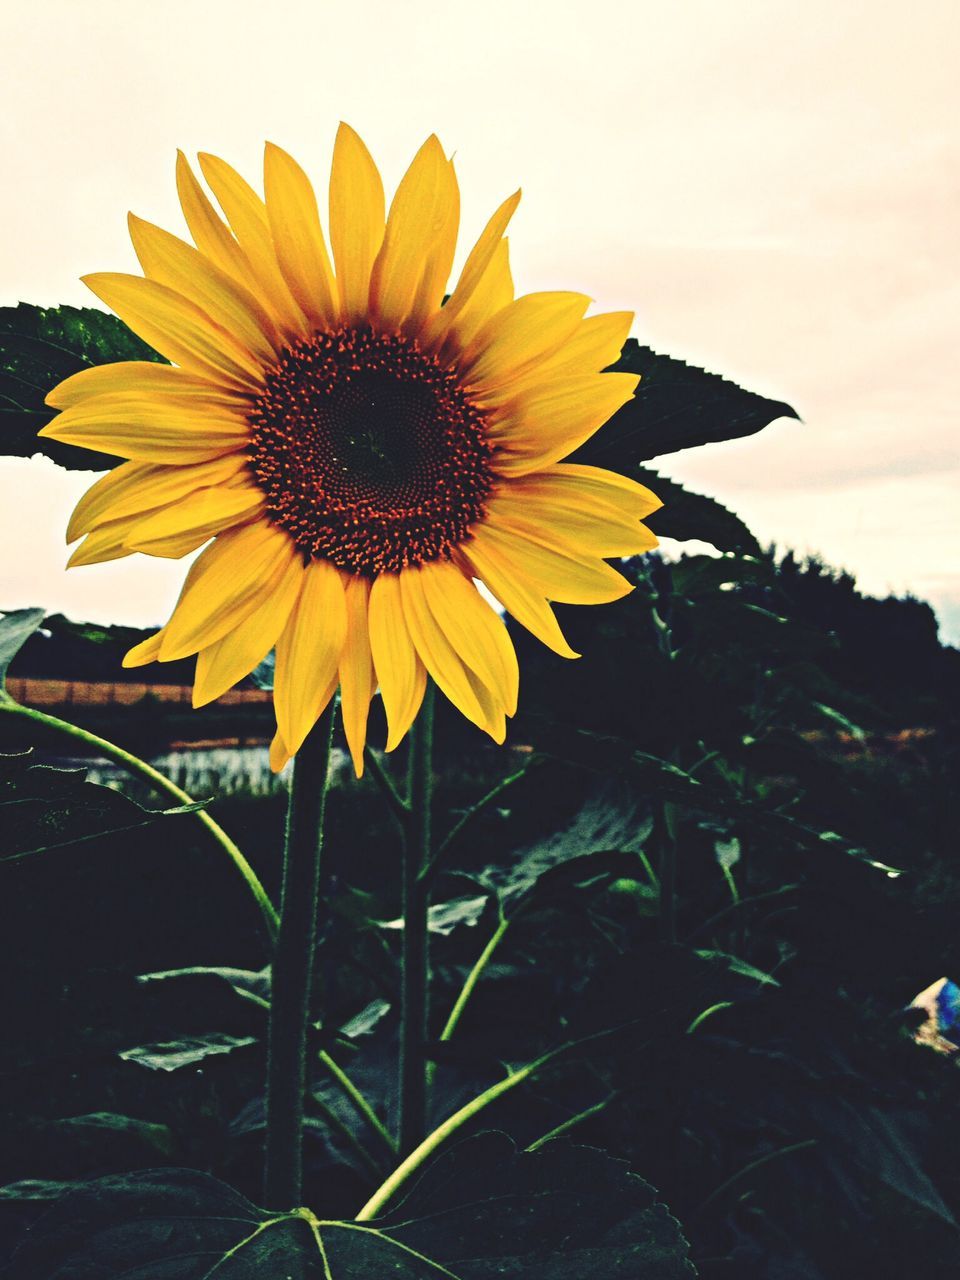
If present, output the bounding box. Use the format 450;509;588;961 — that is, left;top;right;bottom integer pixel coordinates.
399;683;434;1155
0;697;278;942
264;702;336;1210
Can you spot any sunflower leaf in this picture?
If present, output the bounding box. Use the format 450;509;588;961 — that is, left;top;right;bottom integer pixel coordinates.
5;1137;696;1279
0;607;46;694
574;338;799;466
0;750;204;862
634;468;764;554
0;303;164;471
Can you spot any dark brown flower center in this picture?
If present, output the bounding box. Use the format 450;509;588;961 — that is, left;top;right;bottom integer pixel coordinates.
247;329;493;574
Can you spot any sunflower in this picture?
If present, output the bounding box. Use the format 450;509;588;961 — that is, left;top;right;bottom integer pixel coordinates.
40;125;661;773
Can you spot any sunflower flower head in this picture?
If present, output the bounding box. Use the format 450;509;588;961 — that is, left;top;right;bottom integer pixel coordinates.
41;125;662;774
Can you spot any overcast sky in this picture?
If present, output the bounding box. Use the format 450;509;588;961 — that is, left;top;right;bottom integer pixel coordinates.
2;0;957;641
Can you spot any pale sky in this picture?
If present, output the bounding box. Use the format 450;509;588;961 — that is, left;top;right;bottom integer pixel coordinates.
2;0;958;639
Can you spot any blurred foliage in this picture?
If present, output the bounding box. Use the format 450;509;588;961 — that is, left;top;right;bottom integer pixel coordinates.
2;538;959;1277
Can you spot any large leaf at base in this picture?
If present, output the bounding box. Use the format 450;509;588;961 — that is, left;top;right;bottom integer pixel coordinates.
573;338;798;467
0;303;164;471
0;751;202;861
6;1136;696;1278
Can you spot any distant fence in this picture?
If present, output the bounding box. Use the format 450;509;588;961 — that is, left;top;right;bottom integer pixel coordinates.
6;678;272;708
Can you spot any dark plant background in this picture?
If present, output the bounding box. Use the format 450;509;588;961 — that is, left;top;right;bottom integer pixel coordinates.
1;304;959;1276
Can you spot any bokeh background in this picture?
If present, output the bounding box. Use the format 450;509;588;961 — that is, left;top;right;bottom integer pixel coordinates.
2;0;957;637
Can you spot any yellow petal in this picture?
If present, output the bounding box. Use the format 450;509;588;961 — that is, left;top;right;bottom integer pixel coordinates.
40;391;251;464
47;361;249;412
488;489;658;558
459;531;579;659
435;238;514;360
264;142;339;329
398;566;489;730
123;630;165;668
536;311;633;382
197;152;306;338
176;151;251;283
192;553;304;707
81;273;263;390
489;373;640;474
403;155;459;337
128;214;280;367
274;558;348;757
67;455;249;543
159;520;297;660
368;572;426;751
432;190;520;339
462;292;590;392
67;519;137;567
418;561;518;716
126;485;264;557
369;135;459;333
338;574;376;777
465;666;507;743
478;518;633;605
269;728;292;773
519;464;663;521
329;123;385;324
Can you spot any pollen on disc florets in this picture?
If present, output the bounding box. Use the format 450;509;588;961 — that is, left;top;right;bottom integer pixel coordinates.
247;328;494;575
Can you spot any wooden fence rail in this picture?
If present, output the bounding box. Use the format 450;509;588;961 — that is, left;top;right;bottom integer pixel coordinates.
6;678;272;709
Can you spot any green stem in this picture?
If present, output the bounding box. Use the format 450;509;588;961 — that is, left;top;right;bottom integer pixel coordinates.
399;684;434;1155
318;1049;397;1156
356;1055;543;1221
695;1139;817;1216
0;698;278;941
357;1019;640;1221
309;1093;386;1181
526;1092;618;1152
425;913;510;1092
422;756;538;886
363;746;410;831
263;704;336;1210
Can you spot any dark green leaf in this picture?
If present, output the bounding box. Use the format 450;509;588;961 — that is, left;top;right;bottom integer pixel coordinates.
385;1133;696;1277
0;302;164;471
117;1032;258;1072
0;1180;82;1202
669;553;773;597
51;1112;176;1157
339;998;392;1039
534;735;900;877
0;607;45;692
679;597;831;659
138;964;271;1009
475;782;654;917
573;338;798;467
380;894;490;935
693;949;780;987
0;751;203;861
8;1137;696;1278
637;469;763;555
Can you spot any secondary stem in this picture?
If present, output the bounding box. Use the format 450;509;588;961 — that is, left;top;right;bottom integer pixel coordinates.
357;1056;541;1221
263;704;336;1210
440;913;509;1043
318;1049;397;1156
399;683;434;1155
0;697;278;941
